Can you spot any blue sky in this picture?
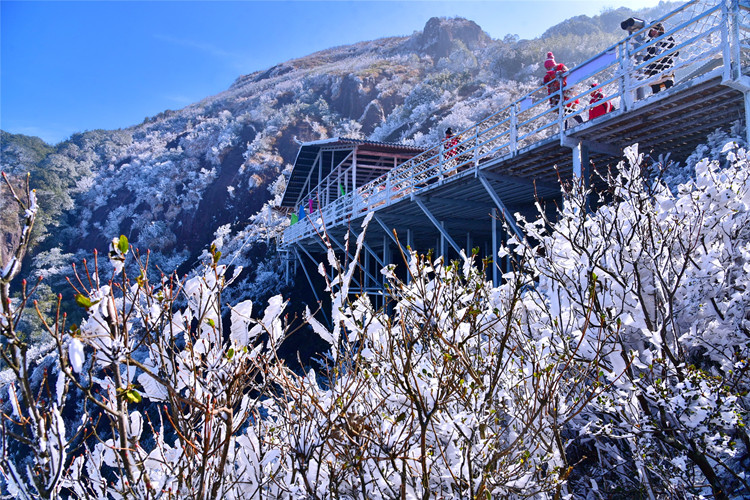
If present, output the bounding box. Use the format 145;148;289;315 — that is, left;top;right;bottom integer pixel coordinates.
1;1;662;145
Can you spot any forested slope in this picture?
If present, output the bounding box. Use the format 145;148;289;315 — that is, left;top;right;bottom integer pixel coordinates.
1;4;679;309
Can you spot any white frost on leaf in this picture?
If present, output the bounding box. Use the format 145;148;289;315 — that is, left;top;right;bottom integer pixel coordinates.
138;373;169;401
230;299;254;345
69;338;85;373
305;305;334;345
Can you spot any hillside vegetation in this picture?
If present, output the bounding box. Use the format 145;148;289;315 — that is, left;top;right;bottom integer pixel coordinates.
1;3;679;304
3;2;750;498
1;141;747;498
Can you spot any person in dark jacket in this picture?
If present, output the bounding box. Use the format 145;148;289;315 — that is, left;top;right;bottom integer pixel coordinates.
643;23;677;94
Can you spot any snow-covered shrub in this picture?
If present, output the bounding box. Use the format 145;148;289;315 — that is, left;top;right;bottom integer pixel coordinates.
1;143;748;499
267;222;570;498
509;143;750;498
660;121;747;193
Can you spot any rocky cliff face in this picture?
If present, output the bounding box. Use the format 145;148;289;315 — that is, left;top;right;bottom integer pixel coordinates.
0;133;53;263
0;5;678;301
416;17;491;60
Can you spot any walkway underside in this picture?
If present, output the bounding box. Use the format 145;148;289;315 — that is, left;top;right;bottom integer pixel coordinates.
294;77;745;291
571;77;745;163
283;0;750;296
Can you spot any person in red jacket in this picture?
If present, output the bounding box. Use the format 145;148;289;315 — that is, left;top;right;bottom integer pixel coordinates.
444;128;459;158
543;52;568;106
588;82;614;120
543;52;582;124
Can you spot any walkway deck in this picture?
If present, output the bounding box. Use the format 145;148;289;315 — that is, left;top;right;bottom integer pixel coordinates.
280;0;750;294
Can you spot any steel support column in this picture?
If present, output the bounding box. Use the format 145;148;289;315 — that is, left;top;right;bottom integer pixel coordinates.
326;233;381;287
285;250;290;286
383;235;391;273
352;146;358;195
440;222;446;257
414;197;462;254
492;208;498;286
477;173;525;243
406;228;413;285
295;246;329;327
571;141;590;181
570;140;592;212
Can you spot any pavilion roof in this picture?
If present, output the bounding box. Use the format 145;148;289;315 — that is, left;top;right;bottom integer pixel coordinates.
280;137;424;208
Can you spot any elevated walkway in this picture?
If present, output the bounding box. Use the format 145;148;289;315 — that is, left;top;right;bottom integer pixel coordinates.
279;0;750;298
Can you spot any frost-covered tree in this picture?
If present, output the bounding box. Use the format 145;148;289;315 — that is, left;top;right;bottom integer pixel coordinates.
0;173;75;499
510;143;750;498
1;141;748;498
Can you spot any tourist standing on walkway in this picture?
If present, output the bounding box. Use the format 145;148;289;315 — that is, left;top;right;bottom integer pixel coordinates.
621;17;649;100
444;128;459;158
588;82;614;120
643;22;677;94
543;52;583;125
543;52;568;107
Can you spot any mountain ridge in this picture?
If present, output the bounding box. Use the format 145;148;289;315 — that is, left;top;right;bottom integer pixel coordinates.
0;3;681;318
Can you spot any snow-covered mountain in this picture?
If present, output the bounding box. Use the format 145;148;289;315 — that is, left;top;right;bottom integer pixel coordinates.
0;4;678;314
6;5;750;497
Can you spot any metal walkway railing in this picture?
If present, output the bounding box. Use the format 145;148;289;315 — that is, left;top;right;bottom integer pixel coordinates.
283;0;748;247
